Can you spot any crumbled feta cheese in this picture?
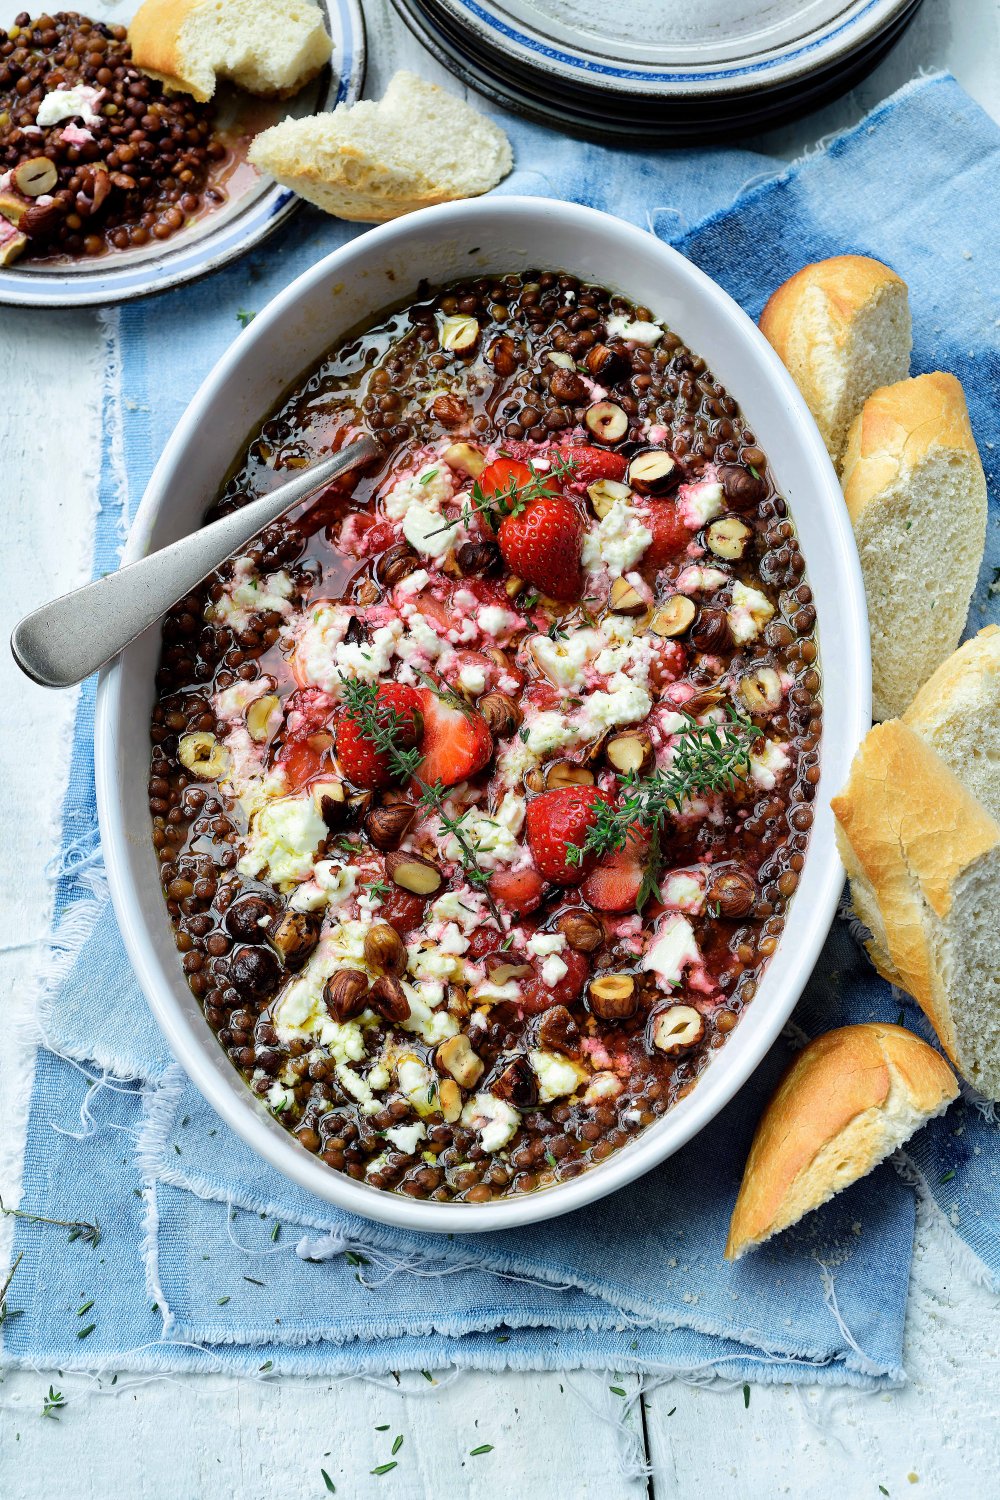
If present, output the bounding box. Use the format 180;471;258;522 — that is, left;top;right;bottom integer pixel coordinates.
728;581;775;643
439;794;525;868
289;860;358;913
36;84;104;127
530;629;601;687
336;1064;381;1115
529;1049;588;1103
210;558;294;631
584;1071;623;1105
399;986;460;1045
606;314;664;346
675;565;728;596
472;979;522;1004
575;679;652;739
643;915;701;989
384;1122;427;1153
540;954;568;986
429;886;489;932
750;738;791;790
213;677;273;721
396;568;431;596
383;463;454;519
526;932;567;959
661;871;705;914
267;1082;295;1112
237;795;327;885
678;480;724;528
461;1094;520;1152
458;662;487;695
477;604;523;638
333;621;404;681
397;1054;442;1115
582;499;652;578
408;942;467;983
402;498;455;558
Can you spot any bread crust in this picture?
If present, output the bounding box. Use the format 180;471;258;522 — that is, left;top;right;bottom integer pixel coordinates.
759;254;906;358
725;1022;957;1259
831;720;999;1065
129;0;205;98
840;371;984;526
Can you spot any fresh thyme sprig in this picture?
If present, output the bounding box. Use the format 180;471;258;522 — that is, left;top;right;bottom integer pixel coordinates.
425;452;578;539
42;1385;67;1419
0;1194;101;1248
337;675;505;930
568;704;762;910
0;1250;22;1330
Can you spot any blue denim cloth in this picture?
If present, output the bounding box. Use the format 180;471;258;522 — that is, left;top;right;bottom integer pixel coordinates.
5;73;998;1384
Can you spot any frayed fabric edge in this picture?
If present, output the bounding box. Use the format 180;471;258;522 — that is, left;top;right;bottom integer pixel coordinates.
893;1150;999;1294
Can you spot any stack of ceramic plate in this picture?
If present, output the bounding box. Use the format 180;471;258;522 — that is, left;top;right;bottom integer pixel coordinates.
391;0;924;142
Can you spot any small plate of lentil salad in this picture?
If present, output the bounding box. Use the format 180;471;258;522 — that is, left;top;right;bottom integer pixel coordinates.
0;0;365;306
146;263;828;1210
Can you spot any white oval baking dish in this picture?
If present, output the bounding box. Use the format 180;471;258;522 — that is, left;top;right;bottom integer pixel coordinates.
95;196;870;1234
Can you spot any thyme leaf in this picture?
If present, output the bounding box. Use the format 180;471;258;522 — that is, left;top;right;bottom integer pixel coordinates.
0;1194;100;1248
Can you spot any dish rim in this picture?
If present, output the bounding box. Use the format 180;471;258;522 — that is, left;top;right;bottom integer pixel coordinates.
94;195;871;1234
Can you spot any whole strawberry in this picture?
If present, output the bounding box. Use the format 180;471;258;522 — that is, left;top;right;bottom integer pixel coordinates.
335;681;423;789
499;493;583;602
525;785;611;884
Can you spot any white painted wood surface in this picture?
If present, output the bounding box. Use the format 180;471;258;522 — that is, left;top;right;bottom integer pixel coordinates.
1;2;998;1494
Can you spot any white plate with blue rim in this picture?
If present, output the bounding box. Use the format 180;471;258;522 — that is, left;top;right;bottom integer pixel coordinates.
419;0;922;100
0;0;365;307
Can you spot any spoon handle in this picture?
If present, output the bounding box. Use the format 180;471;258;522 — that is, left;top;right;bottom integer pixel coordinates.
10;436;381;690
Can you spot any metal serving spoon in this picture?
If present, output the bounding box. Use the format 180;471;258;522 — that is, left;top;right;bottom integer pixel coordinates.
10;435;382;690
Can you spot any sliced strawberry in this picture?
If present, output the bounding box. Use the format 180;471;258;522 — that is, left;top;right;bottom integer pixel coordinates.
642;500;696;570
519;950;589;1013
498;493;583;602
378;883;428;937
559;444;628;487
275;737;325;791
525;785;611;884
581;831;649;913
488;866;545;916
335;681;423;790
416;689;493;788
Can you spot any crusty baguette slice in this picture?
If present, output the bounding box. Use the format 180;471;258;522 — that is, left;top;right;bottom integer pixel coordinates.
725;1023;957;1259
247;71;513;223
903;626;1000;823
759;255;911;466
129;0;332;103
841;372;987;721
832;719;1000;1098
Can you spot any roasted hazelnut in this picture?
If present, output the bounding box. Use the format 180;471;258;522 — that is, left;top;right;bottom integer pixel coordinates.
456;540;502;578
584;401;629;445
363;802;416;851
584;343;627;383
431;393;470;428
537;1004;582;1058
549;366;587;403
649;596;696;638
706;515;753;561
376;541;420;588
318;780;351;828
436;1032;484;1088
707;866;756;919
369;975;411;1024
690;606;732;654
438;1078;463;1122
14;156;58;196
588;973;638;1020
484;955;534;984
491;1056;538;1108
651;1004;705;1056
20;199;62;239
587;478;631;519
544;760;595;790
363;922;408;977
555;909;604;953
627;449;681;495
225;893;279;944
0;230;26;267
608;576;647;616
324;969;370;1023
489;334;520;377
246;694;279;743
439;314;479;353
740;665;783;714
720;464;767;510
447;983;472;1019
385;850;443;896
442;442;485;479
605;730;654;776
230;945;281;1000
267;910;321;969
177;731;229;780
355;579;381;606
478;691;521;738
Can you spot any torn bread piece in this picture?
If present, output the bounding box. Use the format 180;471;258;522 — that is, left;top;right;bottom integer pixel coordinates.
832;719;1000;1099
841;372;987;721
903;625;1000;823
248;71;513;223
759;254;911;467
129;0;332;103
725;1023;957;1259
